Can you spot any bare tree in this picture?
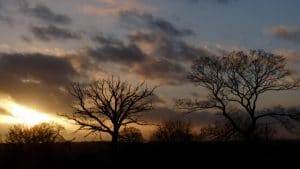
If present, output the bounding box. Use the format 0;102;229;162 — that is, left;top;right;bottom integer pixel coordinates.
6;122;65;144
150;119;194;143
177;50;300;140
61;77;155;146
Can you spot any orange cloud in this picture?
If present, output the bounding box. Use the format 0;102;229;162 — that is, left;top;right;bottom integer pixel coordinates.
274;49;300;62
270;25;300;42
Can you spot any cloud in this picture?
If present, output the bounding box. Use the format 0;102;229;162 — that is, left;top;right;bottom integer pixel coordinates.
0;52;77;86
128;31;207;61
131;58;188;85
78;0;156;16
0;0;13;24
30;25;80;41
183;0;237;4
144;107;216;126
88;33;193;85
270;25;300;43
88;35;147;66
0;52;79;113
119;10;194;37
274;49;300;62
18;0;72;25
0;14;12;24
93;34;123;46
0;107;11;116
86;12;210;85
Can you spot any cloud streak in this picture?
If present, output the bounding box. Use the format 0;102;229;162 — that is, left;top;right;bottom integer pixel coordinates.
270;25;300;43
274;49;300;62
78;0;155;16
18;0;72;25
120;10;194;37
89;34;146;66
185;0;237;4
30;25;80;41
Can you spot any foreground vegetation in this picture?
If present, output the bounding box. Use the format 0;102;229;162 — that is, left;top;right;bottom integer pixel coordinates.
1;141;300;168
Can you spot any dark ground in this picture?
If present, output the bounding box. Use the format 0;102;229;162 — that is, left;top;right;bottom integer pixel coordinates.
0;141;300;169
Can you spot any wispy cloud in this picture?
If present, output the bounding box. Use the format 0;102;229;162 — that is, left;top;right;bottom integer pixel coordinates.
18;0;72;25
78;0;155;16
30;25;81;41
120;10;194;37
128;31;205;61
270;25;300;43
177;0;238;5
274;49;300;62
0;0;13;24
131;58;188;85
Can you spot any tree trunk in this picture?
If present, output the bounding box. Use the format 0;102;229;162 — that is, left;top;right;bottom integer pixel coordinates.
111;125;120;156
111;131;119;147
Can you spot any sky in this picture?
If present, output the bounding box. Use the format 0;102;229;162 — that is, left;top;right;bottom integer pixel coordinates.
0;0;300;140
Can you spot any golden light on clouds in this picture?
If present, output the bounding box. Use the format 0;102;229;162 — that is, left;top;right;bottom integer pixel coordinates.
0;99;68;127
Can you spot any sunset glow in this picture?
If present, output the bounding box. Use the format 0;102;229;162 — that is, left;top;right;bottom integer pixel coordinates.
0;99;64;126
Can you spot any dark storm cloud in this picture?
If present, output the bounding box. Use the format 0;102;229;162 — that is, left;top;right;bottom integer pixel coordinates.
0;52;79;113
31;25;80;41
119;10;194;37
18;0;71;25
271;25;300;43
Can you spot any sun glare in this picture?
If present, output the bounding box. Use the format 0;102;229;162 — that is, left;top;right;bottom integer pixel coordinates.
0;99;61;126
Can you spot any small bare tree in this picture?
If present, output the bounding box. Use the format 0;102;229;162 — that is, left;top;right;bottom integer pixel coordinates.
61;77;155;146
177;50;300;140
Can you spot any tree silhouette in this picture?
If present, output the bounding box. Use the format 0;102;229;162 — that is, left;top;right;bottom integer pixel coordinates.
177;50;300;140
119;127;144;143
61;76;155;146
198;116;276;141
150;119;193;143
6;122;65;144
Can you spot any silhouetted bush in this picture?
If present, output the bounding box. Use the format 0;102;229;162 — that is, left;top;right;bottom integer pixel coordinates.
6;122;65;144
119;127;144;143
198;117;276;141
150;119;193;143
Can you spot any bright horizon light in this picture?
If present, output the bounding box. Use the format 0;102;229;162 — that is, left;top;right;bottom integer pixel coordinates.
0;99;67;127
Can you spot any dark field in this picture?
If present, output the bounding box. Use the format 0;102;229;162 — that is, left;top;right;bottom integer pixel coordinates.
1;141;300;169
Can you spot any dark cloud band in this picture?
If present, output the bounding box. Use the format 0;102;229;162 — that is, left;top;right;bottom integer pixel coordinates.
31;25;80;41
